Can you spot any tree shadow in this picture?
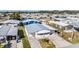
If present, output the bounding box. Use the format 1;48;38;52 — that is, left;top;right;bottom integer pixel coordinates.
18;30;25;38
4;42;12;48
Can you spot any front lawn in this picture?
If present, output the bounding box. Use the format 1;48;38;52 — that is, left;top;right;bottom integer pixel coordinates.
0;44;4;48
39;38;55;48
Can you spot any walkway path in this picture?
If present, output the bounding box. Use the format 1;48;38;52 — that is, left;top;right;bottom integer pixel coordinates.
48;33;72;48
28;35;41;48
17;40;23;48
10;40;17;48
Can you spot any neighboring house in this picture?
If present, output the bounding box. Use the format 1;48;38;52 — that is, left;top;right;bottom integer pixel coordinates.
0;20;20;27
0;25;18;41
52;21;73;30
2;19;20;24
52;17;79;31
0;20;20;43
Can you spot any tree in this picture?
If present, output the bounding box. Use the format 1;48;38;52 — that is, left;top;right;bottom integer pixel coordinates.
10;12;21;20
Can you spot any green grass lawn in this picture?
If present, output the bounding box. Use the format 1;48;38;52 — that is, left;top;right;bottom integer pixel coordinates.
22;38;31;48
0;44;4;48
39;38;55;48
18;26;31;48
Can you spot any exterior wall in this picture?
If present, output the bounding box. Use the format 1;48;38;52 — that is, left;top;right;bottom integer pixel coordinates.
52;23;66;30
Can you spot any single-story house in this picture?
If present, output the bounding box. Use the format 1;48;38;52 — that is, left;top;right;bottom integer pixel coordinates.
0;25;18;42
52;21;73;30
0;20;20;26
23;19;56;36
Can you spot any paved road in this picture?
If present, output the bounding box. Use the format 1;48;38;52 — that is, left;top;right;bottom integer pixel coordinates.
48;33;72;48
28;35;41;48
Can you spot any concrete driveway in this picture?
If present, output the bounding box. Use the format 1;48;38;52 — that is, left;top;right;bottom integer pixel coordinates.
48;33;72;48
10;40;17;48
28;35;41;48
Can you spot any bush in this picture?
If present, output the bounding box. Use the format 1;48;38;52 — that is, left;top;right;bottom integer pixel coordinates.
10;12;21;20
19;22;24;26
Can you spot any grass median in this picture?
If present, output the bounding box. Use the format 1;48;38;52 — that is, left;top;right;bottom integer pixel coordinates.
18;26;31;48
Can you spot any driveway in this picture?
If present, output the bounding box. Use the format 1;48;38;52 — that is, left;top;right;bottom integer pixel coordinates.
48;33;72;48
10;40;17;48
28;35;41;48
17;40;23;48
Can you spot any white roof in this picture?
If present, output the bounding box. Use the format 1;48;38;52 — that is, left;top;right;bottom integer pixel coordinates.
53;21;69;27
3;20;20;24
7;26;18;36
54;18;65;21
0;24;18;36
68;17;79;20
0;36;4;39
0;25;3;29
64;28;76;32
0;25;11;36
37;30;51;34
